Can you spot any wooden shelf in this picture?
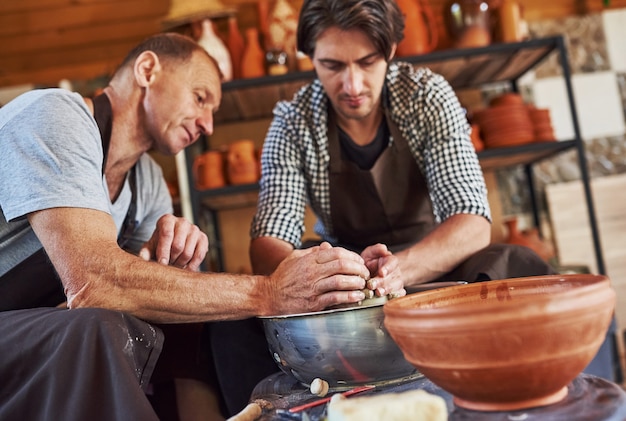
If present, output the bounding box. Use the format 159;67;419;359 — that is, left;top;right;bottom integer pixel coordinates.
198;183;259;211
212;37;560;124
401;37;558;89
478;140;575;171
195;140;578;209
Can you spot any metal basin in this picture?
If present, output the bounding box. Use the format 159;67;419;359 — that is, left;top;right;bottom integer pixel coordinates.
259;299;417;388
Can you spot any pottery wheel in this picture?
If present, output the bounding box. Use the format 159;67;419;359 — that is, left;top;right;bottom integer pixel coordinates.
250;372;626;421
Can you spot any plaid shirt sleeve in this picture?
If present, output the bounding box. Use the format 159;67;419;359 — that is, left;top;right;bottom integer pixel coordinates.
389;63;491;223
250;98;312;248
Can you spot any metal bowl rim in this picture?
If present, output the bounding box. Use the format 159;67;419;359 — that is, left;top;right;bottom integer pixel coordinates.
258;299;386;320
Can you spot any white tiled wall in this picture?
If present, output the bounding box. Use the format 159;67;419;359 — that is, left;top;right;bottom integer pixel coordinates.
603;9;626;72
526;71;625;141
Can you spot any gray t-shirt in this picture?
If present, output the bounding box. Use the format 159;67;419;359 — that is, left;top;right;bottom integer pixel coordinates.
0;88;172;277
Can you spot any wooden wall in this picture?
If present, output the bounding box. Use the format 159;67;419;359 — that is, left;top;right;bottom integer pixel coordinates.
2;0;626;89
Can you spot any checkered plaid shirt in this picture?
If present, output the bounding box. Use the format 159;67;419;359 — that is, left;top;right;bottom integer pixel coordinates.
250;62;490;248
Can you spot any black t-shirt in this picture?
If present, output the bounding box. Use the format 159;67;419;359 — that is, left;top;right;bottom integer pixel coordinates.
338;119;389;170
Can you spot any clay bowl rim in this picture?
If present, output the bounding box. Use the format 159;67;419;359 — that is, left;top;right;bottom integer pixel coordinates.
383;274;612;323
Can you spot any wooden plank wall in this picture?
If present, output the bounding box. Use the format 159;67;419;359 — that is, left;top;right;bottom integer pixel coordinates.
1;0;626;89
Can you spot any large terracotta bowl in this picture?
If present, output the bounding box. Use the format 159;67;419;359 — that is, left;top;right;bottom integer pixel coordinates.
383;274;615;411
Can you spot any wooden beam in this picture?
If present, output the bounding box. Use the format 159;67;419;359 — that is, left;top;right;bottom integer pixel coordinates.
0;0;169;36
0;20;162;57
0;38;141;75
0;0;122;14
0;59;118;88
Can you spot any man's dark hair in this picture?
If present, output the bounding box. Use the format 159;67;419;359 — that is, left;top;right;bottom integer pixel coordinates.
296;0;405;61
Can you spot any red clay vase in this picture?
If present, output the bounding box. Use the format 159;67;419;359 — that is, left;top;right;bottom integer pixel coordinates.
241;28;266;79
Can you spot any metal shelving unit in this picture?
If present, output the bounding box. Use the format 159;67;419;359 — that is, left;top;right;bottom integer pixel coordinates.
181;35;605;276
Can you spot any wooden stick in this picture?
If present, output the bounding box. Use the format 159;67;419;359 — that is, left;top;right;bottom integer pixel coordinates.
227;399;273;421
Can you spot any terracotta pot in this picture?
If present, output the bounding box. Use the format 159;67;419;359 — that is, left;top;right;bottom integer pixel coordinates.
227;139;259;185
193;150;225;190
396;0;438;56
384;274;615;411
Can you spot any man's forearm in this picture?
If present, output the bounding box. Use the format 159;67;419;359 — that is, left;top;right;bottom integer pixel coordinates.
249;236;294;275
396;214;491;286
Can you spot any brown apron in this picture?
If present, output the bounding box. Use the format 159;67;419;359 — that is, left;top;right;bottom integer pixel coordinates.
326;108;555;282
328;108;435;252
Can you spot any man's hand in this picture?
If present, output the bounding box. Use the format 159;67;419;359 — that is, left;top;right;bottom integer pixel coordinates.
361;244;406;298
266;242;371;314
138;214;208;271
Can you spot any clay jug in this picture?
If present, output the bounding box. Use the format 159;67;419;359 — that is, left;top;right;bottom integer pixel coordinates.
226;16;245;80
193;150;225;190
504;218;555;263
227;140;259;185
241;28;266;79
396;0;439;57
196;19;232;82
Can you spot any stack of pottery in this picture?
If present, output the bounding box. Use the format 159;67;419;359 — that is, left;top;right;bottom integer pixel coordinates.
528;106;556;141
472;93;534;148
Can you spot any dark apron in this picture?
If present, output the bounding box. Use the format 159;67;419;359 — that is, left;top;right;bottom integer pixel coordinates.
0;94;138;311
328;107;435;251
327;108;555;282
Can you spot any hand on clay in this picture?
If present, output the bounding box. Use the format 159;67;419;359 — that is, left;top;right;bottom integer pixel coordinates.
138;214;209;271
360;243;406;299
267;242;371;314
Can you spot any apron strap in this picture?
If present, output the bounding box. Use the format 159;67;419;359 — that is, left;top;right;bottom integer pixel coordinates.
92;93;139;248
